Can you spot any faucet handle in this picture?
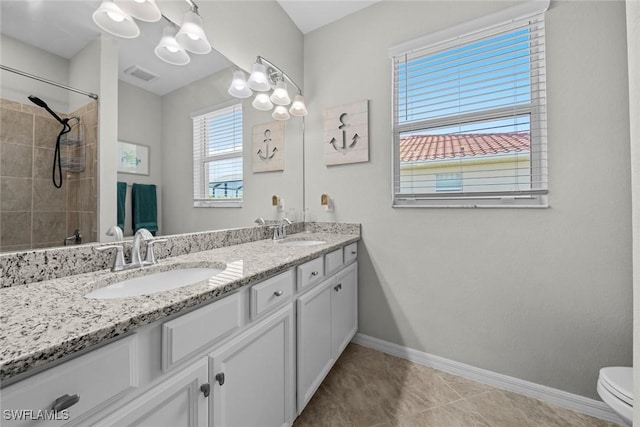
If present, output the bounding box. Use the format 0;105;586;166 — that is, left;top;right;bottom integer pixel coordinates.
144;238;168;265
96;245;125;272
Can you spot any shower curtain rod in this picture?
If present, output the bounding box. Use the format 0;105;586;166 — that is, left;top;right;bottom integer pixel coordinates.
0;65;99;100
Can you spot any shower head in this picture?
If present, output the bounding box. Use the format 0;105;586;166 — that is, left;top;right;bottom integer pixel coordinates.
27;95;48;109
27;95;66;125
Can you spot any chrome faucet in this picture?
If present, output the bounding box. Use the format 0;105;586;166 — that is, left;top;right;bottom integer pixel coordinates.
64;229;82;245
272;218;292;240
96;228;167;272
254;217;266;225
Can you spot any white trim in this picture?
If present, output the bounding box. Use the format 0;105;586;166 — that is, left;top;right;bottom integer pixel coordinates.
351;333;624;424
388;0;550;58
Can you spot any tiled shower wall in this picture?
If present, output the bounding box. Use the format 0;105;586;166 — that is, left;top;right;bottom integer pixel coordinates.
0;98;98;252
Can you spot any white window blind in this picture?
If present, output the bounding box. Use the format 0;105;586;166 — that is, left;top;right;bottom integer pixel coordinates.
192;103;243;207
391;2;548;207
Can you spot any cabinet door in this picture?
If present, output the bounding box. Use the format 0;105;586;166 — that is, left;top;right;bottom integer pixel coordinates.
332;262;358;357
93;358;208;427
209;305;294;427
296;277;335;414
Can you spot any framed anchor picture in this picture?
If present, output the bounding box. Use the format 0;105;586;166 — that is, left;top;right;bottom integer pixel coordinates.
253;120;285;172
324;99;369;166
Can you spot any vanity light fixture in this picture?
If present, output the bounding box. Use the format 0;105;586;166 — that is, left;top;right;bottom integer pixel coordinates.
154;25;190;66
113;0;161;22
92;0;140;38
229;56;308;120
93;0;211;66
175;4;211;54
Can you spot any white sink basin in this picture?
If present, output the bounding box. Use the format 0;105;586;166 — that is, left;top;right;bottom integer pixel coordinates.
279;240;327;247
86;267;224;299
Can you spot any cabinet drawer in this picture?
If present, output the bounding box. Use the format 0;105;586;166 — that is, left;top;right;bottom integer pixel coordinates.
344;242;358;264
2;335;138;427
162;293;241;371
297;257;324;291
251;270;294;319
324;249;344;276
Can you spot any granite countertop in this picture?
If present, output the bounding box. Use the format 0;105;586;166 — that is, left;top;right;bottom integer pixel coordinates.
0;232;359;383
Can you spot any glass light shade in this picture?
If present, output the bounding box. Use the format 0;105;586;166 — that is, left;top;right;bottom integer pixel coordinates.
289;95;308;117
175;10;211;54
247;63;271;92
92;0;140;38
252;93;273;111
269;81;291;106
114;0;161;22
154;26;190;66
272;105;290;121
228;71;252;98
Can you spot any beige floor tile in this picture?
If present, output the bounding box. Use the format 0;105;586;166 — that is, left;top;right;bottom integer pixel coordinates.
436;370;496;398
392;400;491;427
296;345;621;427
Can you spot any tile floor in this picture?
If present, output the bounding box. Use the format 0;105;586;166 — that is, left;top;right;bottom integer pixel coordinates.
294;344;622;427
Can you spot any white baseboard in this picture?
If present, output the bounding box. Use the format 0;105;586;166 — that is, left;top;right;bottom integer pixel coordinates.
351;333;624;424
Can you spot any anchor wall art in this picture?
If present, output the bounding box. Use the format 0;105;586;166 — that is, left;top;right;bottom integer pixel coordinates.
252;120;285;172
324;99;369;166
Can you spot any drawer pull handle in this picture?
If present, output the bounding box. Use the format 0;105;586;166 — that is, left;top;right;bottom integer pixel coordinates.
273;290;283;297
311;271;319;277
215;372;225;386
351;251;356;255
200;383;211;397
51;394;80;412
334;283;343;292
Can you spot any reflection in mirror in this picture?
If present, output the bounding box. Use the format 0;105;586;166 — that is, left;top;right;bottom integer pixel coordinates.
1;0;304;252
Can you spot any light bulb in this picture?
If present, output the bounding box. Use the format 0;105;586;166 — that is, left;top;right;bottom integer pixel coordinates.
107;11;125;22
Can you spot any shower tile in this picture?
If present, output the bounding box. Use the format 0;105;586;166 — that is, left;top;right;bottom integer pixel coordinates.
34;115;63;149
32;211;66;244
0;142;33;178
67;179;79;211
67;211;80;237
0;99;22;112
0;244;31;252
33;179;66;211
1;212;31;246
76;178;96;211
33;147;55;180
0;108;33;146
0;177;32;211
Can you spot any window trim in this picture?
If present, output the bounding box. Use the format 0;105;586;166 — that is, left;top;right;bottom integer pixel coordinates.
389;0;550;208
191;100;244;208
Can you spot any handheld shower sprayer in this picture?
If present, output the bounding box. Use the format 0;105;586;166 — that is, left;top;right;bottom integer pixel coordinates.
27;96;67;126
27;95;71;188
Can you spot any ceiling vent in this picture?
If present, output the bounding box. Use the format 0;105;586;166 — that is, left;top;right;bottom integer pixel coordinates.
124;65;159;83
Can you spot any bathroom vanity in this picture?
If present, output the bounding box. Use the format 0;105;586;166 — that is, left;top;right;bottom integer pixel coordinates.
0;228;359;427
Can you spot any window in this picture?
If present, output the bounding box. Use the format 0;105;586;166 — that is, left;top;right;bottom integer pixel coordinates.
192;103;243;207
390;1;549;207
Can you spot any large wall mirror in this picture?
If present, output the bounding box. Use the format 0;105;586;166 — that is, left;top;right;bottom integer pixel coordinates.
0;0;304;252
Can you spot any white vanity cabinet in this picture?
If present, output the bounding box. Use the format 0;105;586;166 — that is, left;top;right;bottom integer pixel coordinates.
93;358;209;427
296;260;358;414
209;305;295;427
1;239;358;427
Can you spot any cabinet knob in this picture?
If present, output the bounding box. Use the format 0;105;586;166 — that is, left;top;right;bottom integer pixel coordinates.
311;271;319;277
273;290;283;297
215;372;225;386
200;383;211;397
51;393;80;412
351;251;357;255
334;283;343;292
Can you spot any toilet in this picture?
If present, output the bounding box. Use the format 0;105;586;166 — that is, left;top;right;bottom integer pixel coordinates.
597;367;633;426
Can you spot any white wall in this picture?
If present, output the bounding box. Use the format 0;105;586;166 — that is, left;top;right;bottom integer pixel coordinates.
627;0;640;423
118;81;163;236
0;34;70;113
303;0;632;399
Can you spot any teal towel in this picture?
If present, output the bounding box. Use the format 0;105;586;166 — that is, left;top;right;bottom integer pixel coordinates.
117;182;127;229
132;183;158;235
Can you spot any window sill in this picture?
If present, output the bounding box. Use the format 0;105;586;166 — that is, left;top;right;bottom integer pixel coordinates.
392;195;549;208
194;200;242;208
